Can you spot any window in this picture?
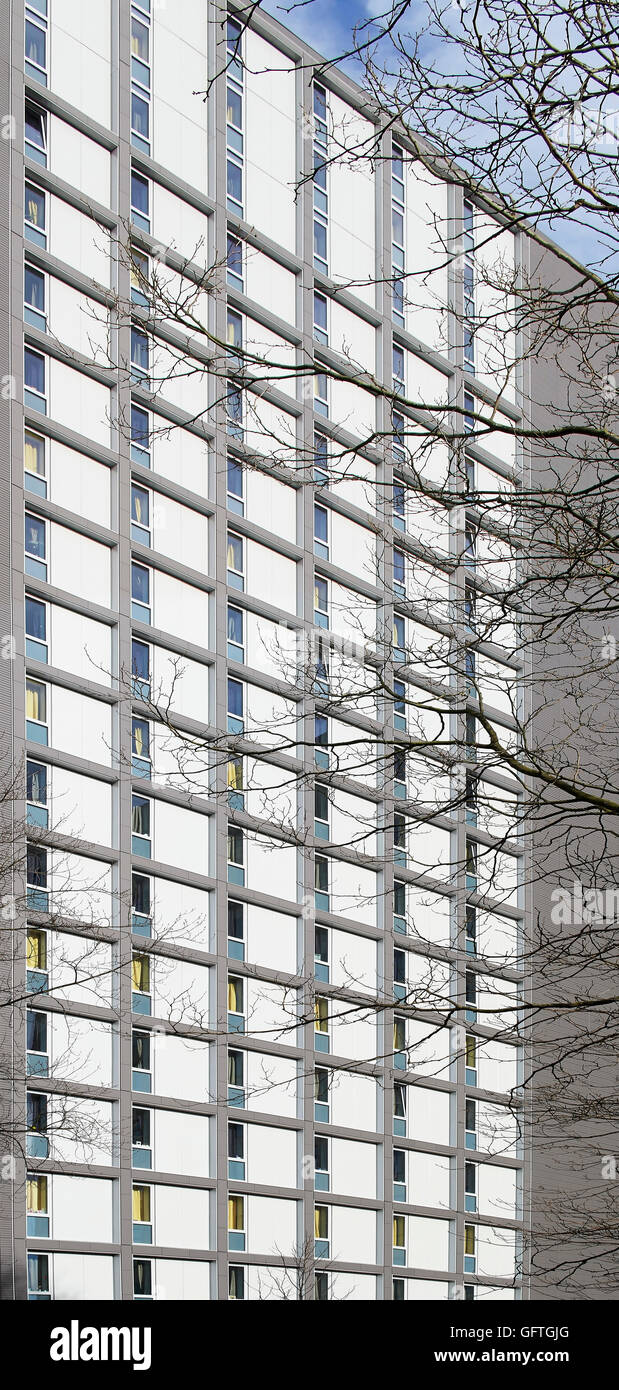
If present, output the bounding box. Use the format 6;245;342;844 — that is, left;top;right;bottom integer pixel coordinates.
25;513;46;580
315;924;329;982
227;755;244;811
26;925;48;993
393;946;406;1001
314;1203;329;1257
27;1007;48;1075
131;638;150;700
465;1161;477;1213
314;372;328;418
134;1259;152;1300
394;678;406;731
132;1185;152;1243
132;872;152;936
26;1173;49;1238
393;878;406;934
131;793;151;857
393;1148;406;1202
132;1107;152;1168
394;613;406;663
227;824;244;885
131;170;150;231
314;504;329;559
132;1029;151;1092
228;1047;244;1106
315;1272;329;1301
131;562;151;623
227;308;243;369
227;530;244;590
464;1284;475;1301
229;1266;244;1300
227;975;244;1031
227;233;243;291
314;291;328;345
392;409;405;464
464;390;475;434
228;1121;245;1180
130;246;150;306
132;952;151;1014
314;854;329;911
25;0;48;84
25;596;47;662
132;717;151;780
394;812;406;865
27;1090;48;1158
393;1214;406;1265
24;347;46;412
27;1252;50;1300
394;746;406;798
227;455;244;514
24;263;46;331
130;85;149;154
315;1066;329;1122
464;1223;476;1272
314;996;329;1053
227;676;244;733
393;548;405;593
465;839;477;891
315;1135;329;1190
131;326;149;385
465;1033;477;1086
393;1277;405;1301
393;344;405;393
314;784;329;841
228;1194;245;1251
314;574;329;628
393;478;405;531
131;403;151;466
228;899;244;961
465;904;477;953
25;428;46;496
393;1015;406;1069
226;381;243;438
465;969;477;1023
314;431;329;486
25;182;46;247
394;1080;407;1135
26;759;48;828
465;1097;477;1150
25;103;47;165
131;483;151;546
26;678;48;744
314;713;329;770
227;605;244;662
314;636;330;695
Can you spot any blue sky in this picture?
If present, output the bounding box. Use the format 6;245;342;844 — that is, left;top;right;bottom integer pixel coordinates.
264;0;379;66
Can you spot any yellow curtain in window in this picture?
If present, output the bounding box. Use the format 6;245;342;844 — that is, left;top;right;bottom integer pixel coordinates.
314;1206;327;1238
27;197;42;228
134;724;143;756
132;955;149;993
315;997;328;1031
26;683;44;722
393;1215;405;1247
27;930;46;971
27;1175;47;1212
133;493;143;523
25;435;42;473
133;1186;150;1222
227;759;243;791
466;1035;476;1068
394;1018;405;1051
228;1195;243;1230
464;1225;475;1255
228;978;242;1013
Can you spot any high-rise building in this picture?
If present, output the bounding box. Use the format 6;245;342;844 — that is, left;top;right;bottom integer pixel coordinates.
0;0;530;1301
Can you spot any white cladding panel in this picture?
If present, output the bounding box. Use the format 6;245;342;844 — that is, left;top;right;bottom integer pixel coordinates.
331;1205;377;1264
49;116;111;205
50;0;111;125
52;1175;115;1243
50;604;111;685
153;1034;210;1103
247;1123;297;1188
155;1184;210;1250
52;1253;115;1300
331;1137;377;1200
153;1109;210;1178
247;1195;298;1256
49;440;111;527
49;360;111;448
244;32;296;252
155;1259;211;1300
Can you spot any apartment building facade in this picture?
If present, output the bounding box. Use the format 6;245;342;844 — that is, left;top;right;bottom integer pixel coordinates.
0;0;528;1301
